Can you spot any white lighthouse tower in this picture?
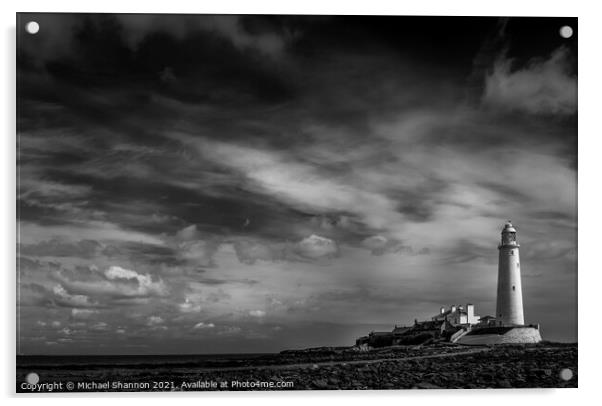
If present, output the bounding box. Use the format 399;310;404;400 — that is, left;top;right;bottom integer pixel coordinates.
455;221;542;344
495;220;525;326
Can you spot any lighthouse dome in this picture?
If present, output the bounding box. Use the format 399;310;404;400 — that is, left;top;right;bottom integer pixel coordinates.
502;221;516;233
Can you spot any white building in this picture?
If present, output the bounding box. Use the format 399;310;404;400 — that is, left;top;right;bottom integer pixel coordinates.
432;304;480;326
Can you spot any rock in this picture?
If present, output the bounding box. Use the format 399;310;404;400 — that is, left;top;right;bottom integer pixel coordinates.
311;379;329;389
328;378;341;386
415;382;442;389
481;373;495;381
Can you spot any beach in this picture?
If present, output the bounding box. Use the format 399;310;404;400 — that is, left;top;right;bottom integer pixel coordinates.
17;342;577;392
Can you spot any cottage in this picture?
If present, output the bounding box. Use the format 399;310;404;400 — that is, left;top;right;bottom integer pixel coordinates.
431;304;480;326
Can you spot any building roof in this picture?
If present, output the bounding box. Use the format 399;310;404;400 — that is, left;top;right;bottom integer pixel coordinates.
502;221;517;233
433;308;468;319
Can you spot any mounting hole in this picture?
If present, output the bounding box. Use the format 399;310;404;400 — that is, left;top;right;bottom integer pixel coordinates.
559;368;573;381
559;25;573;39
25;372;39;385
25;21;40;35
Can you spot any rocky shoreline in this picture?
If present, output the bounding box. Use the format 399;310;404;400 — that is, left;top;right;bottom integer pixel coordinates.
187;342;577;390
17;342;577;392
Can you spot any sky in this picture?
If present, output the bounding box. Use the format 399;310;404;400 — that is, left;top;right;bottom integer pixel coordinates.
17;14;577;354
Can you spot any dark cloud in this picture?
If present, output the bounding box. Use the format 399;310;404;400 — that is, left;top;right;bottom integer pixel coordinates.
20;239;102;258
102;242;181;266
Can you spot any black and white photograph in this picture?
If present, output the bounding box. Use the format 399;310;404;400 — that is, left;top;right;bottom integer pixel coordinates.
16;13;577;392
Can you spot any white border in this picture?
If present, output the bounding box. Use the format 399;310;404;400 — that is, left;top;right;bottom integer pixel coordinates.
2;1;601;405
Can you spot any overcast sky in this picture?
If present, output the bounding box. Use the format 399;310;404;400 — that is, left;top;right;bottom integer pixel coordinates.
17;14;577;354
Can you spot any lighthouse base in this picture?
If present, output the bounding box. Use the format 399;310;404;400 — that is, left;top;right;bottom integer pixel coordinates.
455;325;542;346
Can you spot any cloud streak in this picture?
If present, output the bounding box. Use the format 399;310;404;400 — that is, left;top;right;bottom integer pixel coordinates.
483;47;577;115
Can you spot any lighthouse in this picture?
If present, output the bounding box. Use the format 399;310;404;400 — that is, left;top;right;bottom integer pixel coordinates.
455;220;541;344
495;221;525;326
